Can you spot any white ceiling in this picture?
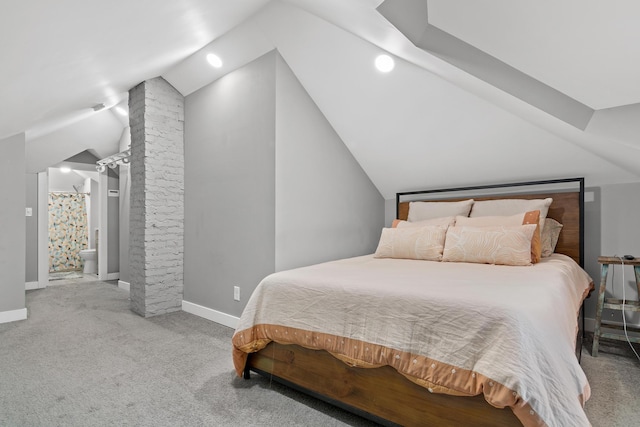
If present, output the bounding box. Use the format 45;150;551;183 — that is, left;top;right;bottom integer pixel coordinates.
4;0;639;194
1;0;267;146
428;0;640;110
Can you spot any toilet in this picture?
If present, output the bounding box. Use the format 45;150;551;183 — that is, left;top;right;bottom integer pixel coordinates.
79;249;97;274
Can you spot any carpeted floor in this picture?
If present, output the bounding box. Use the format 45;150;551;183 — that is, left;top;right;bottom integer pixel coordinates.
1;280;638;426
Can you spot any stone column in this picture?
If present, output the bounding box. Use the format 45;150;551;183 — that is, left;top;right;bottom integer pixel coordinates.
128;77;184;317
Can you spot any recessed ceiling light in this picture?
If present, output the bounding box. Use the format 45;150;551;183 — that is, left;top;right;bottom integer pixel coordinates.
60;167;71;173
375;54;395;73
206;53;223;68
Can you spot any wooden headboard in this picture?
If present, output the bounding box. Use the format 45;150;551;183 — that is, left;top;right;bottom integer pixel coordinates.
396;178;584;266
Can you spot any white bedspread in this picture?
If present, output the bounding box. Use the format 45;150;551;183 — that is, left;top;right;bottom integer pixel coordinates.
233;254;593;427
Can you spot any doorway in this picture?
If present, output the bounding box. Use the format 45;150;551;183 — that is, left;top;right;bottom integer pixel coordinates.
36;161;118;288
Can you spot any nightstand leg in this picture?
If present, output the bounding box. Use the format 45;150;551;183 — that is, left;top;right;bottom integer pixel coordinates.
592;263;609;357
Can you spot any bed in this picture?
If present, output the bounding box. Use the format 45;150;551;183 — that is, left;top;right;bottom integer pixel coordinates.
232;178;593;426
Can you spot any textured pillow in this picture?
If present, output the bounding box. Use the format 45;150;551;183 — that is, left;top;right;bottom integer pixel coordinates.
442;224;537;266
541;218;563;257
392;216;456;229
469;198;552;232
407;199;474;222
374;226;447;261
455;210;542;263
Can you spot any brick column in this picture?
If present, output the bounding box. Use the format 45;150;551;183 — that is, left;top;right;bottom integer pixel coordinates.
128;77;184;317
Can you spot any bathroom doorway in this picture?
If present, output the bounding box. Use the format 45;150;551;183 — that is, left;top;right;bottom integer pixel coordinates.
47;165;99;283
35;152;120;289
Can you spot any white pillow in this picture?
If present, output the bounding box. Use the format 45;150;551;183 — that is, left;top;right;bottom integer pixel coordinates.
442;224;537;266
469;198;552;231
374;226;447;261
407;199;474;222
456;211;542;263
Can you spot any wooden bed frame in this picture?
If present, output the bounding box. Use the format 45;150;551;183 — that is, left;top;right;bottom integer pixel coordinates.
244;178;585;427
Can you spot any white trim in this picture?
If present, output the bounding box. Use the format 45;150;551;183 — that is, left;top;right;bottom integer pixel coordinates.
106;272;120;281
98;170;108;281
37;171;49;288
118;280;130;292
0;308;27;324
25;281;41;290
182;300;239;329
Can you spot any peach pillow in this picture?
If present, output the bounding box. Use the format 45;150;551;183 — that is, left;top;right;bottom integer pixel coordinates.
374;226;447;261
392;216;456;229
455;211;542;263
442;224;537;266
407;199;474;222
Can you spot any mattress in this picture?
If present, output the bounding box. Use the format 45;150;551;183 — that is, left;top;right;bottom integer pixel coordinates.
233;254;593;427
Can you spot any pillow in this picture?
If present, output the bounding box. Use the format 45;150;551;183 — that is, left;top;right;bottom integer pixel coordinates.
455;210;542;263
541;218;563;257
374;226;447;261
392;216;456;229
407;199;474;222
469;198;552;232
442;224;537;266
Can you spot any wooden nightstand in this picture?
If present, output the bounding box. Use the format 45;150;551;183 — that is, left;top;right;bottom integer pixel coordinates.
592;256;640;356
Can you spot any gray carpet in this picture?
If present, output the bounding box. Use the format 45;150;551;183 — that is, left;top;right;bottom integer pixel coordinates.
1;281;638;426
0;281;376;427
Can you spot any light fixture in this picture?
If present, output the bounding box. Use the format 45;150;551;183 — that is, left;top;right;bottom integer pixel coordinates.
375;54;395;73
60;166;71;173
206;53;223;68
96;147;131;172
114;106;128;116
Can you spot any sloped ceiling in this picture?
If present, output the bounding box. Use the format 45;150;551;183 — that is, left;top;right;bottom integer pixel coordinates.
4;0;639;197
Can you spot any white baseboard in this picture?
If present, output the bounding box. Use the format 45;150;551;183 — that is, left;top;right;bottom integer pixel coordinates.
118;280;130;292
182;300;239;329
0;308;28;324
25;281;40;290
106;272;120;281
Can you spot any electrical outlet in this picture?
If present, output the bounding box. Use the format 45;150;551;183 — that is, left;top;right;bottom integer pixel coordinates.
233;286;240;301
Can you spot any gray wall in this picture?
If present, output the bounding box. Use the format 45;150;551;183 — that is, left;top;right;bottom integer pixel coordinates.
185;51;277;318
184;50;384;318
0;133;26;313
274;54;383;271
583;182;640;327
25;173;38;283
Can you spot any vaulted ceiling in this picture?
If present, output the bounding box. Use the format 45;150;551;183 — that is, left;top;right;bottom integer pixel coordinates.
4;0;639;198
